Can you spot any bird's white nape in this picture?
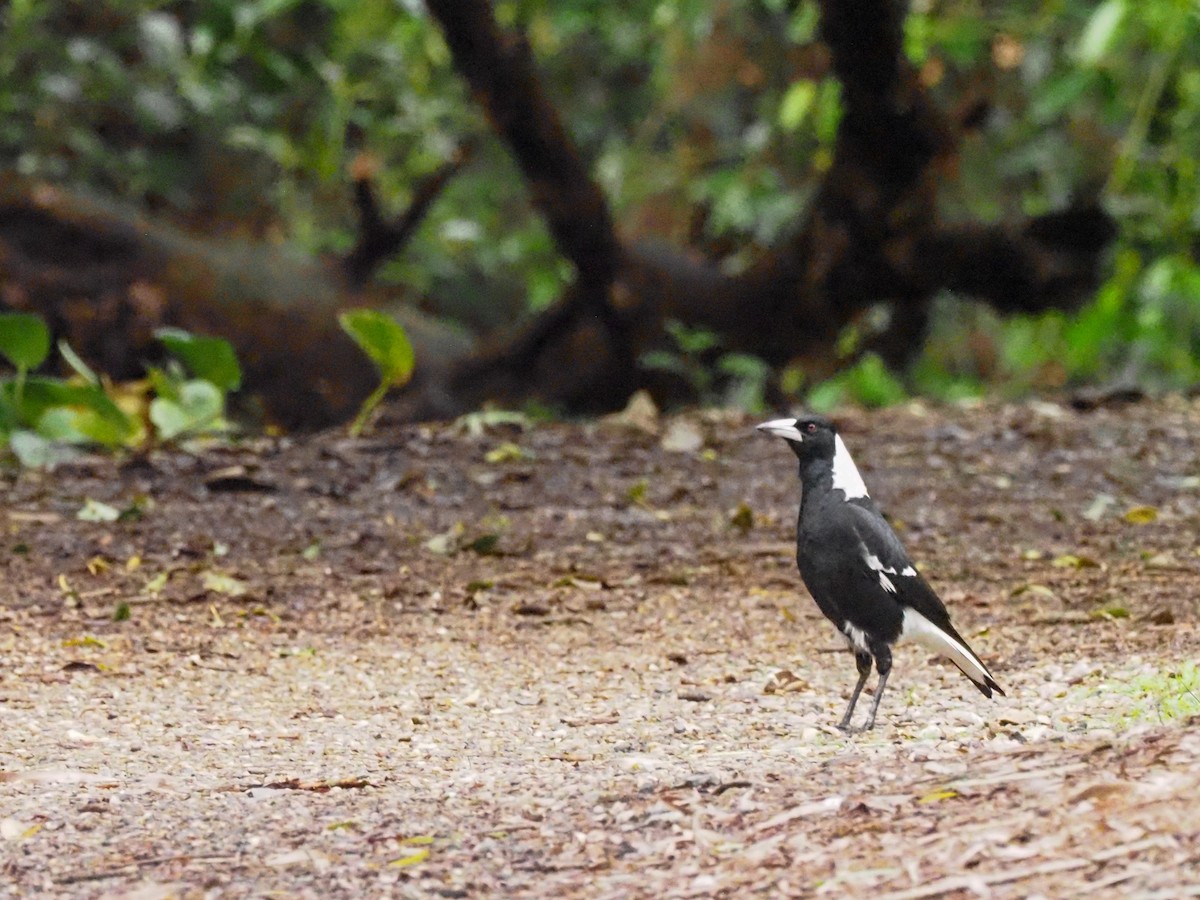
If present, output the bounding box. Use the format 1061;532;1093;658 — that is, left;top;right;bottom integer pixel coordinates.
832;435;869;500
900;607;995;688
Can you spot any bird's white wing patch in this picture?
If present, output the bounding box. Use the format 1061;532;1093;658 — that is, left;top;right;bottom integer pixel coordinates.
863;548;898;593
900;608;995;687
900;565;917;577
832;435;869;500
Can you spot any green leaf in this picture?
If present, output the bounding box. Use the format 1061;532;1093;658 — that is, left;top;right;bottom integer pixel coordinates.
0;313;51;370
149;380;224;440
779;81;818;132
57;340;99;385
7;430;79;469
37;400;136;447
338;309;415;388
1077;0;1126;66
14;378;135;444
155;328;242;392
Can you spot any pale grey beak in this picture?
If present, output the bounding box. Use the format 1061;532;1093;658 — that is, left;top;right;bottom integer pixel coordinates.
757;418;805;442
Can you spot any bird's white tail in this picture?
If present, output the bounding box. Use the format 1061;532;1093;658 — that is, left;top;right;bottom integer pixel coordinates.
901;607;998;691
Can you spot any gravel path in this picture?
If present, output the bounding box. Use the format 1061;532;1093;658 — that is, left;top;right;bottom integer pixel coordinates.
2;398;1199;897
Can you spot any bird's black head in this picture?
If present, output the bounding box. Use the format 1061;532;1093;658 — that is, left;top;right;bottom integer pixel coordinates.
756;414;838;461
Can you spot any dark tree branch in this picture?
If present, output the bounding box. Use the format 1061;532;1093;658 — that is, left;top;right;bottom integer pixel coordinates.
424;0;635;384
343;141;475;287
424;0;619;287
921;205;1118;313
402;0;1114;419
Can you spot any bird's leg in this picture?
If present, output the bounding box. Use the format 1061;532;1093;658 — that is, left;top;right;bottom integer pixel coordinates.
838;651;873;731
862;646;893;731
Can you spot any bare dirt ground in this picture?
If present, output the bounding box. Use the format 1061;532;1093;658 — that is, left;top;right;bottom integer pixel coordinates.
2;397;1199;898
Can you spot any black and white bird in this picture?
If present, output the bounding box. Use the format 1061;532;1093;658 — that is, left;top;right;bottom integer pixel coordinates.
758;414;1003;731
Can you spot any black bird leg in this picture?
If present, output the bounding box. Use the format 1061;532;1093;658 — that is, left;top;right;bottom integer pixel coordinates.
861;645;893;731
838;651;873;731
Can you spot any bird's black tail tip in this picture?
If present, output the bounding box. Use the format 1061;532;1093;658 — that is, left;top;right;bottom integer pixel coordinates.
975;676;1005;699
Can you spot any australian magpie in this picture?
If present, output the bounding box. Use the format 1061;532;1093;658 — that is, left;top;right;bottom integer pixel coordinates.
758;414;1003;731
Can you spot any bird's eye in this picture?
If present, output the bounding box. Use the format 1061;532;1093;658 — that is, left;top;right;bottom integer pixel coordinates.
806;423;817;433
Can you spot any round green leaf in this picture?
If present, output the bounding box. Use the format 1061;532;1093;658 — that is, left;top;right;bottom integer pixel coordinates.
155;328;243;392
0;313;51;370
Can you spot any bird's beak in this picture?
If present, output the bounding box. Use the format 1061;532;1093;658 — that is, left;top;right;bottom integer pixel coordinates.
757;418;804;442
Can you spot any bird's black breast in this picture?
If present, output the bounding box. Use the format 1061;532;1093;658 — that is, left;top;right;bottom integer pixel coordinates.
795;494;905;644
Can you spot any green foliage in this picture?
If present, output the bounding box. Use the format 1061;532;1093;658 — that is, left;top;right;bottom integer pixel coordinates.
338;308;416;436
1115;661;1200;725
0;313;51;371
3;1;1200;409
155;328;243;392
640;321;770;412
911;0;1200;400
0;315;242;466
808;354;909;412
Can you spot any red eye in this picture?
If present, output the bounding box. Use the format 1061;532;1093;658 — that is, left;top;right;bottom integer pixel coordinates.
806;423;817;433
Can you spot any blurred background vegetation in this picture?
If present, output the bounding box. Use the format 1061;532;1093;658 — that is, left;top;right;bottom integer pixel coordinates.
2;0;1198;413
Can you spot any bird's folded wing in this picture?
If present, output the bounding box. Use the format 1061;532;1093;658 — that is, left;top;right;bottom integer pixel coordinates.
846;504;1002;696
845;502;953;624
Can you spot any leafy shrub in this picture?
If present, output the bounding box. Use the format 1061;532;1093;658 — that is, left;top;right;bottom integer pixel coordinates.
0;313;242;467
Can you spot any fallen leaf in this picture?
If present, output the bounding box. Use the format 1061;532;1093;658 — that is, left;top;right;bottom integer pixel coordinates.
484;442;532;464
425;523;465;555
1146;607;1175;625
77;498;120;522
729;502;754;533
513;602;550;616
266;848;331;870
467;533;500;555
204;465;276;493
1123;505;1158;524
918;788;959;803
202;571;249;597
62;661;101;673
600;389;659;434
389;848;430;867
1082;493;1116;521
62;635;106;649
143;571;170;595
763;669;809;694
660;420;704;453
1011;583;1056;598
